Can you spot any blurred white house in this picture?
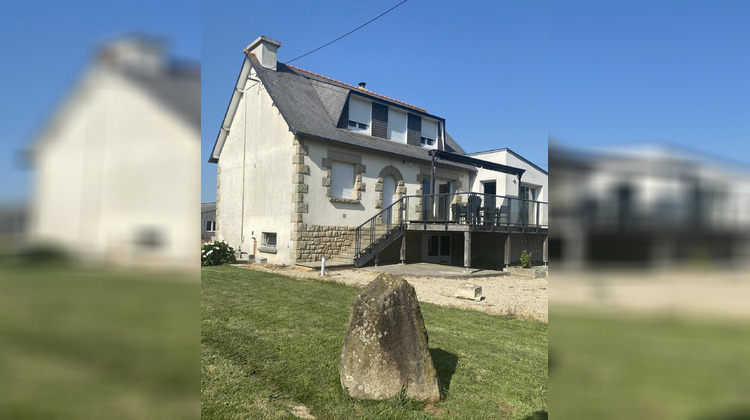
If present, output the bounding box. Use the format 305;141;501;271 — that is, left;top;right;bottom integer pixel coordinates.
550;142;750;268
27;35;200;270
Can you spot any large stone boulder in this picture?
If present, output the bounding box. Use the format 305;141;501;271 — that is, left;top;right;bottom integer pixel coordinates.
338;273;441;402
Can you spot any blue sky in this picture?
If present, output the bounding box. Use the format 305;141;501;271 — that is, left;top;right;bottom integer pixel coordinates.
201;0;548;202
2;1;748;205
548;1;750;164
0;1;200;203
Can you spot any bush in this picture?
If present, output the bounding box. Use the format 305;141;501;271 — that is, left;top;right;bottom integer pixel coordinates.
201;240;236;266
520;250;532;268
13;243;71;265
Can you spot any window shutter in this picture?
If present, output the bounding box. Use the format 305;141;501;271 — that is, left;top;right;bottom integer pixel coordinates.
422;119;438;140
331;162;355;198
349;98;371;125
388;109;407;143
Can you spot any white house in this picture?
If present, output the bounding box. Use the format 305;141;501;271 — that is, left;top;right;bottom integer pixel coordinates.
549;143;750;267
210;36;548;269
27;35;200;270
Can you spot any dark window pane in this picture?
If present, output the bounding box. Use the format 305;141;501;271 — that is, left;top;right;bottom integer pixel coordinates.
440;235;451;256
428;235;439;256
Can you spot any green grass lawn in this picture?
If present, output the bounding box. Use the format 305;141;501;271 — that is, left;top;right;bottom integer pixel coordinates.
201;265;548;419
550;308;750;420
0;264;199;419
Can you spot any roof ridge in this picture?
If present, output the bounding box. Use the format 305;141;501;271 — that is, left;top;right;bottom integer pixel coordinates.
283;63;428;113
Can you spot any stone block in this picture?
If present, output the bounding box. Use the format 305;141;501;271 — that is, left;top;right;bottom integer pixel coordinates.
455;283;483;302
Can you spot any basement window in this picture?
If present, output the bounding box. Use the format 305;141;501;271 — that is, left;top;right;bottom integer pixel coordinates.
260;232;277;254
348;97;371;134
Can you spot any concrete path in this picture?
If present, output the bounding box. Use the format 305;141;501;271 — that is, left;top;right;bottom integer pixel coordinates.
360;263;508;279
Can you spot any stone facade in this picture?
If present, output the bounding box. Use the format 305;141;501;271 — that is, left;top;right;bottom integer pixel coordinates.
294;224;356;262
374;166;407;224
290;137;310;259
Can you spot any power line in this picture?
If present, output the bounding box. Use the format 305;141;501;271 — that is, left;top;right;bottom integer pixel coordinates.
287;0;409;64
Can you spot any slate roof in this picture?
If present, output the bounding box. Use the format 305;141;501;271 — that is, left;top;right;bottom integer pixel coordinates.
123;63;200;132
201;202;216;213
210;53;471;170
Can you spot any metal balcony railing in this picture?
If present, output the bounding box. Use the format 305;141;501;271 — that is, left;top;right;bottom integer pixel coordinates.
402;192;548;231
353;192;548;266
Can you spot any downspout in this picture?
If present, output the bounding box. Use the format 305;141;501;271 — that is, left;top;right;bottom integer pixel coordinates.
430;152;436;195
239;68;261;245
430;150;437;221
240;83;248;244
517;173;522;197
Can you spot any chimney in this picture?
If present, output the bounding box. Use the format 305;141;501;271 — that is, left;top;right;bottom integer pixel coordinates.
97;35;166;75
245;36;282;70
358;82;367;90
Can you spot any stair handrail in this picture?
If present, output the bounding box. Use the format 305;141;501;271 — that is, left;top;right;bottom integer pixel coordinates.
354;196;406;258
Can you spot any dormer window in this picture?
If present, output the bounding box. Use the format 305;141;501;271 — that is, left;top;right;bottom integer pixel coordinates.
421;119;438;149
348;97;371;134
387;108;407;143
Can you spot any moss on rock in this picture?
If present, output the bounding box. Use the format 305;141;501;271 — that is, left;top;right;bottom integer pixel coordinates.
338;273;441;402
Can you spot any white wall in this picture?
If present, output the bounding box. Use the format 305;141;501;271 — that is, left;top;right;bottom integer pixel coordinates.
468;149;548;202
216;68;295;265
303;140;471;227
31;67;200;271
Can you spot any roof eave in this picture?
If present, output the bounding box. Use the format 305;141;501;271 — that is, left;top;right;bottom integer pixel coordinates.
297;132;476;172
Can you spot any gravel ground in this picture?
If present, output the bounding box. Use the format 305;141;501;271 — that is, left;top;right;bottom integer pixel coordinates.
239;264;548;323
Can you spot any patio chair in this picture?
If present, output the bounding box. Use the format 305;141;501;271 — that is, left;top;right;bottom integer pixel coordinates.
467;195;482;224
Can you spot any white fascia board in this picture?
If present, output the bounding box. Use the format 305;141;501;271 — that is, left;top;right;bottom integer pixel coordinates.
209;56;252;163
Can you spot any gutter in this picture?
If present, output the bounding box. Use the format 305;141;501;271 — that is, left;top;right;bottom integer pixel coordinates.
208;56;252;163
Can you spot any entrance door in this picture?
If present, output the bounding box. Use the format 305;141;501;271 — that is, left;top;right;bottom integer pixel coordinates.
382;175;396;224
483;181;497;210
422;234;451;264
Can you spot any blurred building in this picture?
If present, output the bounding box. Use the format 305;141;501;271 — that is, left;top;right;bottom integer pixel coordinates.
550;143;750;268
201;202;216;243
26;35;200;269
0;203;27;243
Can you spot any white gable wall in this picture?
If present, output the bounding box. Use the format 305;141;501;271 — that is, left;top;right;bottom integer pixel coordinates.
216;68;295;264
31;68;200;270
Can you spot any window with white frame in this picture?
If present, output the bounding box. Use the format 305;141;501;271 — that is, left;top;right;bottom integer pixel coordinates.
421;119;438;148
205;221;216;232
387;108;407;143
348;97;371;134
331;161;355;199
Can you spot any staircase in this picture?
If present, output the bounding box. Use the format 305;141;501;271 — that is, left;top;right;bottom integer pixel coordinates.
354;199;405;268
325;243;356;266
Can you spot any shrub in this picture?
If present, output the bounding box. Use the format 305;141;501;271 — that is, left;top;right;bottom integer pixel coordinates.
520;250;532;268
13;243;70;265
201;240;236;266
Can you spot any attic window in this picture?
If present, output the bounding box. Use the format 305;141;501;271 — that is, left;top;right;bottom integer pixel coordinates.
387;108;407;143
421;119;438;149
348;97;371;134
